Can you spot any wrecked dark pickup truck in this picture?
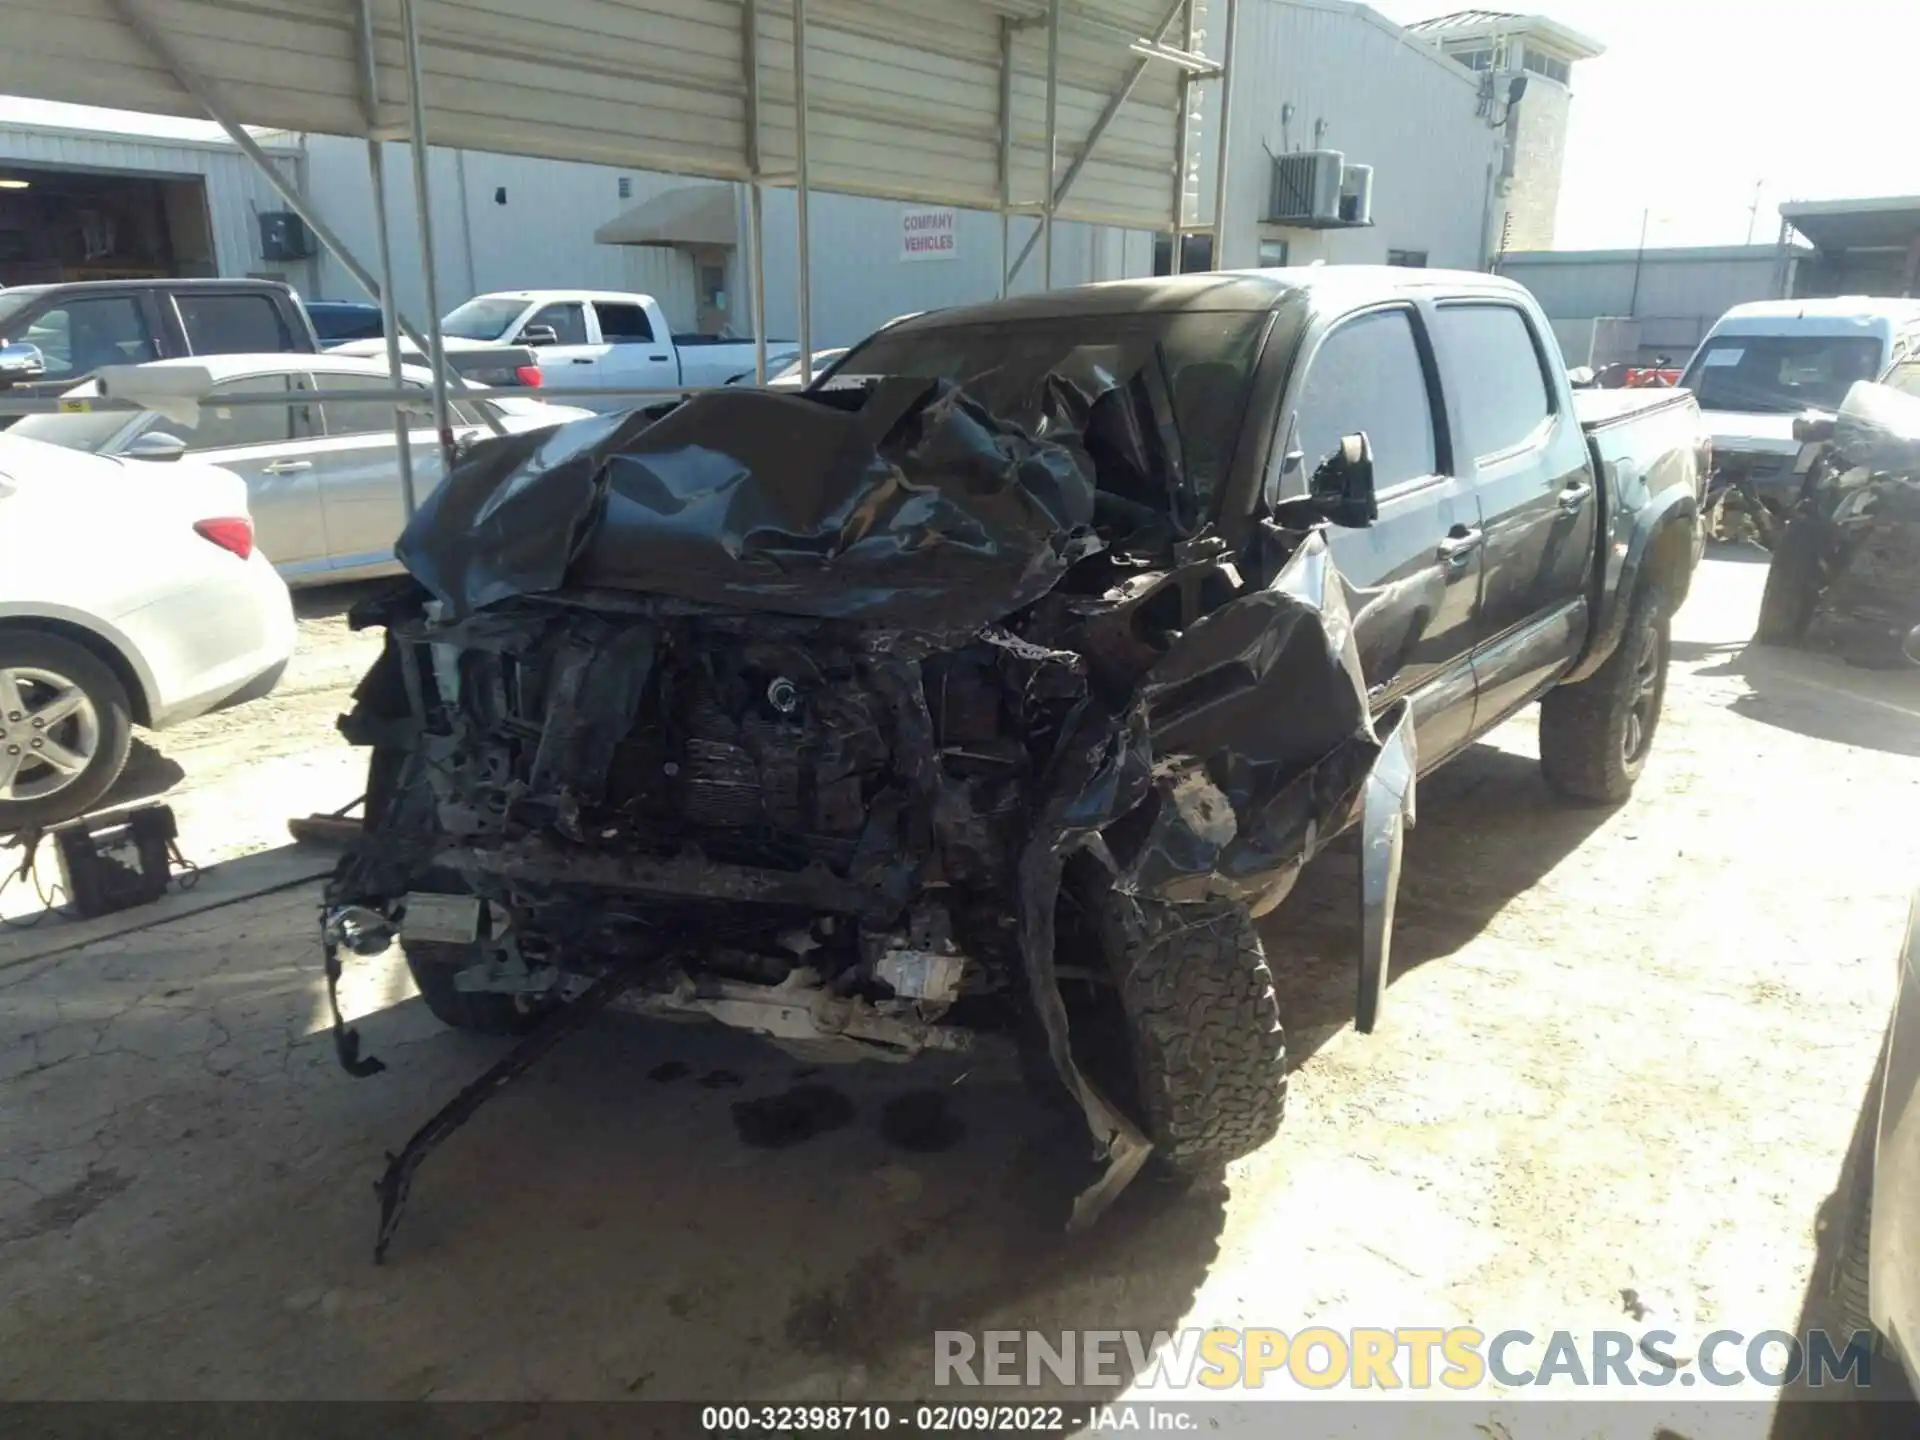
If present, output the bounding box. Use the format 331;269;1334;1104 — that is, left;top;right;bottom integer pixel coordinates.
322;268;1707;1256
1756;379;1920;667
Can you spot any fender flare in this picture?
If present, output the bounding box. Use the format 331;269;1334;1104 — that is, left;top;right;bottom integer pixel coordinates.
1561;486;1698;688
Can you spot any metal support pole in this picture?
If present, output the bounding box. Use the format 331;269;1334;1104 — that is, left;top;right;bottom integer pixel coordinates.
745;0;769;383
1008;0;1186;289
399;0;452;465
1170;0;1194;276
104;0;505;441
794;0;813;384
1210;0;1240;272
1042;0;1060;292
357;0;417;517
998;17;1014;298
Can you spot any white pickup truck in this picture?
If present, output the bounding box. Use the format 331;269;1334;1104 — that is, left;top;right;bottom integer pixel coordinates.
338;290;796;406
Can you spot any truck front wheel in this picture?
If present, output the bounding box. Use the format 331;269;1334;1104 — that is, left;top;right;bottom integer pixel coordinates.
1539;581;1670;805
1074;877;1288;1174
403;940;550;1037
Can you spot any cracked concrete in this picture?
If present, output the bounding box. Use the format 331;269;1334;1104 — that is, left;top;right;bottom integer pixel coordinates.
0;555;1916;1435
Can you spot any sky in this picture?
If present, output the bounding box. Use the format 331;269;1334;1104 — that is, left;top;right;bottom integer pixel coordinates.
1366;0;1920;250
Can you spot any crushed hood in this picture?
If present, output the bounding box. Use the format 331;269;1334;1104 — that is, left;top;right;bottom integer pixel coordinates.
395;380;1100;631
1701;409;1803;458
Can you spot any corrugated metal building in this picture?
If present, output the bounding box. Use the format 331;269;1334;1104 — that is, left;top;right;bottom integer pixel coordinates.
1498;244;1802;369
1200;0;1506;271
0;98;309;288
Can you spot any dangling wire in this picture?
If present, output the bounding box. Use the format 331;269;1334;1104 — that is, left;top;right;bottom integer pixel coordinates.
0;828;72;929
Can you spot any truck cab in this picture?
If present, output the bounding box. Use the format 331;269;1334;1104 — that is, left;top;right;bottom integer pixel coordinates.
0;277;318;415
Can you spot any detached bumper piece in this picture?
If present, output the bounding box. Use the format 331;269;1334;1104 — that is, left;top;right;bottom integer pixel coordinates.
372;966;641;1264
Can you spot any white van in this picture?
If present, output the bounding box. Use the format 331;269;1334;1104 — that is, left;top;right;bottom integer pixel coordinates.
1681;297;1920;508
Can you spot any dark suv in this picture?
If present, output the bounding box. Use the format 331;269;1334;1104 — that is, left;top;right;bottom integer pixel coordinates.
0;277;320;418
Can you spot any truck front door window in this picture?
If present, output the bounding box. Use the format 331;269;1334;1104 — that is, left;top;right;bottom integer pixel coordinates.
525;303;588;346
1293;308;1438;491
22;297;158;379
1433;304;1553;458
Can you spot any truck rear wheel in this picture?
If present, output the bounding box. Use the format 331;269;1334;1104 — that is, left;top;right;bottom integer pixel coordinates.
1539;581;1670;805
1078;879;1288;1174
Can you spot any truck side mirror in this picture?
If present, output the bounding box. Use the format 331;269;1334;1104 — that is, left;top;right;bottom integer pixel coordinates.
516;324;560;348
0;341;46;385
1309;432;1378;528
1792;412;1836;446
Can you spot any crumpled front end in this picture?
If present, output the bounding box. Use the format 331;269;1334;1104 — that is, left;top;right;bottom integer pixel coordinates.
325;367;1412;1248
1776;382;1920;666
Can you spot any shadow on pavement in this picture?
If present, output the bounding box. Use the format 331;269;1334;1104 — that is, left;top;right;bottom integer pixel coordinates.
1262;739;1613;1069
1685;641;1920;759
97;737;186;810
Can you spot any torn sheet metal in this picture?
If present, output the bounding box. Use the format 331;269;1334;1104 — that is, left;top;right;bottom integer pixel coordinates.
396;380;1098;631
1781;382;1920;666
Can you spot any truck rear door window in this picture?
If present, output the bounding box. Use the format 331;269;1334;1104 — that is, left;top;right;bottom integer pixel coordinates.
177;292;293;356
1295;308;1438;490
20;296;158;379
1434;304;1553;458
593;302;654;343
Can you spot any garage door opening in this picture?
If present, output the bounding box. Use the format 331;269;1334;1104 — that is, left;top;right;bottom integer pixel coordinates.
0;160;215;287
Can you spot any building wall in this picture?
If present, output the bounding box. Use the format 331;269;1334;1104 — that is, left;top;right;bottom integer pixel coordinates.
1502;77;1569;252
0;119;308;287
1196;0;1503;272
299;135;1143;349
302;137;701;333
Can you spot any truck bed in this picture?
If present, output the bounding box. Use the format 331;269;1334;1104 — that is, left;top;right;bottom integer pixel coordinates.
1573;386;1698;433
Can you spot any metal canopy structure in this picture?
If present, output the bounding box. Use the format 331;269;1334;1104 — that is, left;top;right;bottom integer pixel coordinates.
0;0;1239;499
3;0;1213;228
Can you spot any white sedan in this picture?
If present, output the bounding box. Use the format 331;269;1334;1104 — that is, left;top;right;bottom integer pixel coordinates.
0;434;295;830
7;353;593;588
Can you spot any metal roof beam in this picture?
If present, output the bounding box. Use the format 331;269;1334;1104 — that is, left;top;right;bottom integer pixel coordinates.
1006;0;1186;288
102;0;504;450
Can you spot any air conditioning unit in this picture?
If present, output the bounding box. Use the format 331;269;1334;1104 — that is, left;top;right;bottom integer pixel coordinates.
1339;164;1374;226
257;211;313;262
1266;150;1344;224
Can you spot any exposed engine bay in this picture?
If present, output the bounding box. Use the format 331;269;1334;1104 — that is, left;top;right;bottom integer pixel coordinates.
324;363;1417;1258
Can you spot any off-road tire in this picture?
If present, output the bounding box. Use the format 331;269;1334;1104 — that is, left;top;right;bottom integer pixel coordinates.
1093;890;1288;1174
1539;581;1669;805
1754;518;1823;646
403;939;547;1037
0;630;134;832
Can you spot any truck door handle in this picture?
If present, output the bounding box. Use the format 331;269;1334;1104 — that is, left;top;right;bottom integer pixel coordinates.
569;357;594;365
649;353;669;362
1437;526;1483;567
262;459;312;474
1558;481;1594;513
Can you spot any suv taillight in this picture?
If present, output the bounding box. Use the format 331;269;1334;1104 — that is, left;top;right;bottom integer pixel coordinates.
195;516;255;560
514;364;543;388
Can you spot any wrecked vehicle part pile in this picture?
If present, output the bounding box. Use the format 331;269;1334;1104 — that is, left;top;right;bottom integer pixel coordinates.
325;364;1415;1253
1763;382;1920;666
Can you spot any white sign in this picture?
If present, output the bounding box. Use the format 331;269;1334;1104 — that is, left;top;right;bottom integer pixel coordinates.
900;206;959;262
1702;348;1745;367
